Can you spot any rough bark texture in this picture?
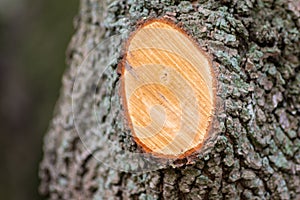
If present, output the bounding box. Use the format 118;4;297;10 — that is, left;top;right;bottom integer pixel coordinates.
40;0;300;199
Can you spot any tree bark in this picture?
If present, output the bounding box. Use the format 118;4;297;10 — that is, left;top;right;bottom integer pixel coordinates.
39;0;300;199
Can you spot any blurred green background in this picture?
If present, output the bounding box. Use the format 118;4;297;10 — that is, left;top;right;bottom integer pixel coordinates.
0;0;79;199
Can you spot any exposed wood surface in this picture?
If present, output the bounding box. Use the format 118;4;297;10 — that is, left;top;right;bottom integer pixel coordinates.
121;20;215;158
39;0;300;199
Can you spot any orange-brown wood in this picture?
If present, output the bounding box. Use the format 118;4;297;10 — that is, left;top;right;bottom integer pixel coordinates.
120;19;216;158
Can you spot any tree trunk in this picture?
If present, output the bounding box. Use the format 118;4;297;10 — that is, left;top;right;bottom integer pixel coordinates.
39;0;300;199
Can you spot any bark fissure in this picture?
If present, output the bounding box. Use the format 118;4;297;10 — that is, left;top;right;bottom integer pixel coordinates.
40;0;300;199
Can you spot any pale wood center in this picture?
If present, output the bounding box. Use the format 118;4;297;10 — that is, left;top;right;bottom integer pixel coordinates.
122;20;215;157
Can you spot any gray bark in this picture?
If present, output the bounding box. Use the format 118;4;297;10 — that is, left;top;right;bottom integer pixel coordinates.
39;0;300;199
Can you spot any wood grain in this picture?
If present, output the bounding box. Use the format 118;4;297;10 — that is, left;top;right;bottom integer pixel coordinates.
121;19;215;158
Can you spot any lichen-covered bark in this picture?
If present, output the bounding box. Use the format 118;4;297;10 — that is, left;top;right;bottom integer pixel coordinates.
39;0;300;199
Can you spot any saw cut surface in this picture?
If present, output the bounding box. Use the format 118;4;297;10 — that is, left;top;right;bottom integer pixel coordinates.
121;19;215;158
